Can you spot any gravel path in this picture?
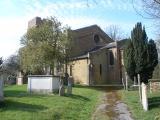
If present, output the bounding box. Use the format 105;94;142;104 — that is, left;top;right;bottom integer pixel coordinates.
92;87;134;120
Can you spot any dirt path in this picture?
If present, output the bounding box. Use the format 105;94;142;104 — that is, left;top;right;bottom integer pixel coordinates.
92;87;134;120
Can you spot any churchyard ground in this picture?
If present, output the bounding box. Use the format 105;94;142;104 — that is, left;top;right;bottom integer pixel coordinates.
121;89;160;120
0;85;160;120
0;85;101;120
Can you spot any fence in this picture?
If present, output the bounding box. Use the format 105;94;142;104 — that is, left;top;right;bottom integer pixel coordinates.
149;79;160;93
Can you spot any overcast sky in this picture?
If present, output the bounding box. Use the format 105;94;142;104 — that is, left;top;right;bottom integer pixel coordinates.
0;0;156;59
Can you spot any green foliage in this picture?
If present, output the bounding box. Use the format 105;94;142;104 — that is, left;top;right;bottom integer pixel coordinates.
19;17;73;74
3;54;20;75
131;22;148;74
124;22;158;83
123;39;136;80
142;39;158;81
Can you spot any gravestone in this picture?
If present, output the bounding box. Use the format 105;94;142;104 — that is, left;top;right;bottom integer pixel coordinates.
17;72;23;85
141;82;148;111
59;78;65;96
0;79;4;101
67;77;73;95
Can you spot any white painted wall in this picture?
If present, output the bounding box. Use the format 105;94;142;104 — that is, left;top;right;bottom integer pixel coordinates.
0;79;4;101
28;75;60;93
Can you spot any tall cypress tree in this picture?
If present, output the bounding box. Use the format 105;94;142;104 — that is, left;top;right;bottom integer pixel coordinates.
124;39;136;80
131;23;149;83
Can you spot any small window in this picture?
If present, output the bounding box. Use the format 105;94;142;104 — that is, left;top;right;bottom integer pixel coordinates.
100;64;102;75
94;34;100;43
109;51;114;65
70;65;72;76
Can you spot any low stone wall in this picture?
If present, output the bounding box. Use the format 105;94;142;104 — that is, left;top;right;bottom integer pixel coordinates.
0;80;4;101
149;79;160;93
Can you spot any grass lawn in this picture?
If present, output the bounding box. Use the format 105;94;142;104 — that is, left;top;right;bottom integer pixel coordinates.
0;85;101;120
121;89;160;120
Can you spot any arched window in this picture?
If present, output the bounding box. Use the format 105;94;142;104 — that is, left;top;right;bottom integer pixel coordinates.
100;64;102;75
94;34;100;43
109;51;114;65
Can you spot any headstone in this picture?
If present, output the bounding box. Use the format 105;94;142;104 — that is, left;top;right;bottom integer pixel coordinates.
17;72;23;85
122;78;125;90
67;77;72;95
59;78;65;96
125;72;128;90
138;74;142;102
0;79;4;101
141;82;148;111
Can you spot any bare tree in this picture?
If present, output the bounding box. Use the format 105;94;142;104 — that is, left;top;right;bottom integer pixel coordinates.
106;25;127;41
132;0;160;19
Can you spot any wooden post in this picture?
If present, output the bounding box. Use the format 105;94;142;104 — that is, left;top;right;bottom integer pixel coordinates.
141;82;148;111
138;74;142;103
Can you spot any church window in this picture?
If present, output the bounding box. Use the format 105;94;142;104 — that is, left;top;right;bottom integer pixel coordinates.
109;51;114;65
94;34;100;43
100;64;102;75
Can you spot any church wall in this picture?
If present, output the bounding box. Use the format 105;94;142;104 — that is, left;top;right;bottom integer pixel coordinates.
68;59;89;85
107;48;121;84
90;49;108;84
90;47;121;85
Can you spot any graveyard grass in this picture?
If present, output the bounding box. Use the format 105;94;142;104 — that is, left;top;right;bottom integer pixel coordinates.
0;85;101;120
121;90;160;120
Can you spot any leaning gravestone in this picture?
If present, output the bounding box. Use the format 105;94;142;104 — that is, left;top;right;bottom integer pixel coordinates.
0;79;4;101
59;78;65;96
67;77;73;95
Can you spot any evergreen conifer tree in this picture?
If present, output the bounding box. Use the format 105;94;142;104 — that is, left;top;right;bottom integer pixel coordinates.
124;22;158;83
123;39;136;80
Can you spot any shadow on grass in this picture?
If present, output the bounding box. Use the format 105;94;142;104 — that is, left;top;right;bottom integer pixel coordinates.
65;94;90;101
74;84;123;91
4;90;27;97
0;100;47;112
4;90;54;98
148;97;160;109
